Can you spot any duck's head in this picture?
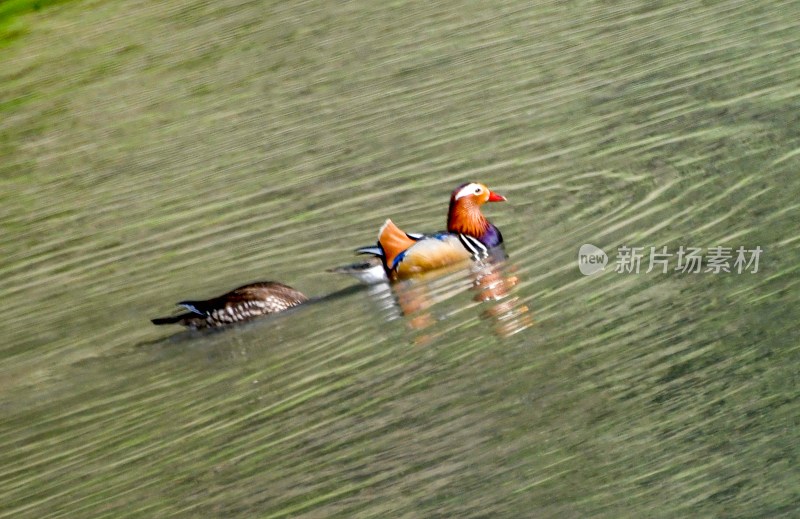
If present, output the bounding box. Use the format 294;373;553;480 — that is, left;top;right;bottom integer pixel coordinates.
447;182;506;241
450;182;507;206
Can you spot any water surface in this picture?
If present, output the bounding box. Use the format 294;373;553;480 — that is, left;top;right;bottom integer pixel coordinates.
1;0;799;517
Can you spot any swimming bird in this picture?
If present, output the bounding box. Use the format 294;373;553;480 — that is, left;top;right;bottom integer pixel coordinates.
151;281;307;329
355;182;507;281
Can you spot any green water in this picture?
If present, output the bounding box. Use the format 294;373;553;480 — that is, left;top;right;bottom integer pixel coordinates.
2;0;799;517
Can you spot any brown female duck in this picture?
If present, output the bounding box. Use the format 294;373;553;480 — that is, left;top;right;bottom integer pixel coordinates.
151;281;307;329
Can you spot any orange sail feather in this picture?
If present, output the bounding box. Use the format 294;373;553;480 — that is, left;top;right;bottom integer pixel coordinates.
377;219;417;269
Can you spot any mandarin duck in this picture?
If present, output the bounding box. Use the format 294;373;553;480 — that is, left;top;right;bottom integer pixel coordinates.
354;182;507;281
151;281;307;329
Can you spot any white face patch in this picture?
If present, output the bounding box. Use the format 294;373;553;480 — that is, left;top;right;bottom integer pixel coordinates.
454;183;484;200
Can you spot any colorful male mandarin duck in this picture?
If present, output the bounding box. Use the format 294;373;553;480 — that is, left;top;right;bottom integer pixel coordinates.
357;182;507;280
151;281;307;329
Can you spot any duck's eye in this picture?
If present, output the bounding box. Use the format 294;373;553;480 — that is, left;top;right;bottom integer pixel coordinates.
474;187;482;194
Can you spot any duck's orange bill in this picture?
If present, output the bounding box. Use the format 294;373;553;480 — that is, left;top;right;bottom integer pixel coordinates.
488;191;507;202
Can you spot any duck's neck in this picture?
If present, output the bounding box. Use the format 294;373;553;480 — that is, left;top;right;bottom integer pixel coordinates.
447;201;503;248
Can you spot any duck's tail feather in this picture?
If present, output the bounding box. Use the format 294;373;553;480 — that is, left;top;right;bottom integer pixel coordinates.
177;301;205;315
327;257;388;285
378;219;416;270
355;245;384;257
151;314;190;325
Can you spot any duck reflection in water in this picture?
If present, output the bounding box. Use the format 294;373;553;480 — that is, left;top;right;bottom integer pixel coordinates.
330;252;532;339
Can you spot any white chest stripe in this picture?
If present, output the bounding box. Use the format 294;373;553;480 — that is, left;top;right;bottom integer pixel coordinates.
459;234;488;258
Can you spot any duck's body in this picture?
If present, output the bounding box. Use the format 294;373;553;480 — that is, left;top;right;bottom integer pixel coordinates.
151;281;307;329
372;223;475;278
354;182;507;281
